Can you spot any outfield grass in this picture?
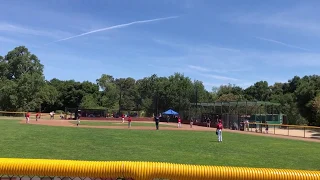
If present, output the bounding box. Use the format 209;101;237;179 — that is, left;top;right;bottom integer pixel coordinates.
0;120;319;170
69;121;175;127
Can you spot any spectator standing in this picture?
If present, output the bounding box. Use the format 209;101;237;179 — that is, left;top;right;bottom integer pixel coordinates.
265;121;269;134
245;119;249;131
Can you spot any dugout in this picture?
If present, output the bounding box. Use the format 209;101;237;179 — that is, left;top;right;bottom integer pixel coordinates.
65;108;107;120
189;101;282;129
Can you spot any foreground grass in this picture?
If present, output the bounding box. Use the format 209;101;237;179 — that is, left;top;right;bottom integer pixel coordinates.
69;121;175;127
0;120;319;170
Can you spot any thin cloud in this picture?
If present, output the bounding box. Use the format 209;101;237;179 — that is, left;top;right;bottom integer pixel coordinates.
187;65;210;72
211;68;252;73
254;36;311;51
201;74;239;81
209;46;241;53
0;22;45;36
47;16;179;44
0;36;19;44
227;5;320;37
203;82;252;89
0;22;72;39
153;38;241;53
187;64;250;74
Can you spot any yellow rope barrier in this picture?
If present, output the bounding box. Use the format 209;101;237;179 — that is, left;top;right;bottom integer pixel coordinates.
0;158;319;180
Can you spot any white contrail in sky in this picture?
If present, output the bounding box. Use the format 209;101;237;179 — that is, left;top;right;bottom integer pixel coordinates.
46;16;179;44
254;36;311;51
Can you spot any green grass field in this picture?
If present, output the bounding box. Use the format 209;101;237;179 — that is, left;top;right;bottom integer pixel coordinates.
0;119;319;170
69;121;175;127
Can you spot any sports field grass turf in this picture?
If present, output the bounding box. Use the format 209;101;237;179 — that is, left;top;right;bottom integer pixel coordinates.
69;121;175;127
0;119;319;170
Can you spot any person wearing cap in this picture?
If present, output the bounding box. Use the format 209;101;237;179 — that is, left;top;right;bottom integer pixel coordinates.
216;119;223;142
128;116;132;128
154;115;160;130
76;110;81;126
121;114;125;123
177;116;182;128
25;111;30;124
36;112;40;121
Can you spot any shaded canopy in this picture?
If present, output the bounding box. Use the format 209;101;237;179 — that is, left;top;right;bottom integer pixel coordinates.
163;109;179;115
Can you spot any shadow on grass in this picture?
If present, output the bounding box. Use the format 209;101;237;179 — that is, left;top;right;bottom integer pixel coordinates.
208;140;222;143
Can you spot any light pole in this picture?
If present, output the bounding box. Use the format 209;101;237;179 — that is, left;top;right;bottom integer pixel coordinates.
118;84;122;115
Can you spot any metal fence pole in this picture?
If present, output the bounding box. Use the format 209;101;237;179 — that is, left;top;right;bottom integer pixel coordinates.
274;125;275;135
304;127;305;138
288;126;289;136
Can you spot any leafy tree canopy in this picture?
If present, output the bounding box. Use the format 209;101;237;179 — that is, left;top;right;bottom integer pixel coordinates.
1;46;320;126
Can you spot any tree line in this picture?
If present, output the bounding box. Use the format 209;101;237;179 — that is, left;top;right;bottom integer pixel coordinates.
0;46;319;126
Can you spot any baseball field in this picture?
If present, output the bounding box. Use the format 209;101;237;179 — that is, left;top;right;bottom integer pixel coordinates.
0;118;319;171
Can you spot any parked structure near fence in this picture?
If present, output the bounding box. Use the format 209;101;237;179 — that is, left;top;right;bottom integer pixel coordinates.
64;108;107;120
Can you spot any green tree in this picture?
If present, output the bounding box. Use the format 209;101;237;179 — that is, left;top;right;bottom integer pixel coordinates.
0;79;18;111
4;46;43;80
216;93;239;102
0;46;45;111
245;81;270;101
312;94;320;126
191;80;210;103
80;94;99;109
294;75;320;125
166;73;193;112
214;84;244;101
96;74;118;110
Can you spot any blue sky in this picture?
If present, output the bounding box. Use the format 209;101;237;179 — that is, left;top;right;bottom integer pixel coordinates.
1;0;320;90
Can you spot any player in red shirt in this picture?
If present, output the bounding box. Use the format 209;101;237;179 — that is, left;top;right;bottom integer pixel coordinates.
36;112;40;121
122;114;125;123
216;119;223;142
177;117;182;128
25;111;30;124
128;116;132;128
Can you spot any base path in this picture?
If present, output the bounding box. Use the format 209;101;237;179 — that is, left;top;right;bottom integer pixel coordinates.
21;119;320;143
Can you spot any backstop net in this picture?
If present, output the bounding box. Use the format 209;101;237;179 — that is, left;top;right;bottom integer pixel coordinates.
65;108;107;119
190;101;282;129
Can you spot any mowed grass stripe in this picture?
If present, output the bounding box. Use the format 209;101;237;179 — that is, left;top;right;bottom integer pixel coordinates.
0;120;319;170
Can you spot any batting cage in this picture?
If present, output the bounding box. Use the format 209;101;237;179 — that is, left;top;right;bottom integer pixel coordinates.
189;101;283;129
